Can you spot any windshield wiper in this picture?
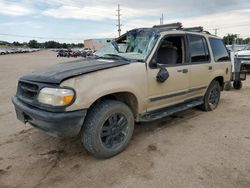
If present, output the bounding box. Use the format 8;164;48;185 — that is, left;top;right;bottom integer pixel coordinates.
102;54;130;61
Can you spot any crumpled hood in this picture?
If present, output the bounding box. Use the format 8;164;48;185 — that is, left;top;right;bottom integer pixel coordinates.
20;58;130;84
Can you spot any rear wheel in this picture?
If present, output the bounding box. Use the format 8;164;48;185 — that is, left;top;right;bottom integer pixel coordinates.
233;81;242;90
199;80;221;111
81;100;134;158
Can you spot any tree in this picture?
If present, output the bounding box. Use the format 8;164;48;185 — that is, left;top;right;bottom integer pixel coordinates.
44;41;61;48
223;34;237;45
13;41;22;46
244;38;250;44
76;43;84;48
28;40;39;48
61;43;68;49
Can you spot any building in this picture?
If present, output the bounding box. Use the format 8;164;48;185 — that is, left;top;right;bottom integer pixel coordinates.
84;38;113;51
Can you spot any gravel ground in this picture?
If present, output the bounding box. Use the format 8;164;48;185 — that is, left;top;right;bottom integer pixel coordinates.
0;50;250;188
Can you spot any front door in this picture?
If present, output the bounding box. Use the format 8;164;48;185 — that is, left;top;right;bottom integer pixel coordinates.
146;35;190;112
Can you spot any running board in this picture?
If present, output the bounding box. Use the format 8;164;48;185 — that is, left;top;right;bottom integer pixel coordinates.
138;97;204;122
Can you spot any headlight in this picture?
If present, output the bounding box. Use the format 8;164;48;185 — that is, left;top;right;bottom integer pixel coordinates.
37;88;75;106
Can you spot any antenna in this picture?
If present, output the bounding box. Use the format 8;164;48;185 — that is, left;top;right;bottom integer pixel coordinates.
116;4;122;37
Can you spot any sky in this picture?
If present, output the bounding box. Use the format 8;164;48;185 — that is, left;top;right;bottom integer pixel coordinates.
0;0;250;43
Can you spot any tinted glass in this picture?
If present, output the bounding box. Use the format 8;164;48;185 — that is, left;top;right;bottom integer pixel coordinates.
189;35;210;63
209;38;230;62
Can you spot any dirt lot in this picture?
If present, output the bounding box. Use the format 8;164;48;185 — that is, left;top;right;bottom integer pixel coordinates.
0;50;250;188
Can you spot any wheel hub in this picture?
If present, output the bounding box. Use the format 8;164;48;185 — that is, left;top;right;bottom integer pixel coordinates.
208;86;219;107
100;113;129;149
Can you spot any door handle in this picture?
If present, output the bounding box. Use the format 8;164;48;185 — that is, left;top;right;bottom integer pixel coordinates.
177;69;188;74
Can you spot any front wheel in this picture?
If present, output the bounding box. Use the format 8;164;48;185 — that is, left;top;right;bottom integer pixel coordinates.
199;80;221;111
81;100;134;158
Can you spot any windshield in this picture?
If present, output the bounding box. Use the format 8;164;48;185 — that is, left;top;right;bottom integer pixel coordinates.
95;29;159;61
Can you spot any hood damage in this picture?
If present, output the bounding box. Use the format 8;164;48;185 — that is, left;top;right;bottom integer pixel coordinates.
20;58;129;84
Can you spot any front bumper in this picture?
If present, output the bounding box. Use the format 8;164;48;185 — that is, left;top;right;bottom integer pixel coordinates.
12;96;87;137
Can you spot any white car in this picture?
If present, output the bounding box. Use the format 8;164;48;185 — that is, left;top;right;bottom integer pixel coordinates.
0;49;7;55
83;48;93;53
235;44;250;70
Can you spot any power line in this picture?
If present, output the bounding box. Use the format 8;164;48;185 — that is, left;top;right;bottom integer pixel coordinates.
116;4;122;37
207;23;250;31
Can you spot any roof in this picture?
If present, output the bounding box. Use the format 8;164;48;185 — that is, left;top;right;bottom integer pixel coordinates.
116;22;218;41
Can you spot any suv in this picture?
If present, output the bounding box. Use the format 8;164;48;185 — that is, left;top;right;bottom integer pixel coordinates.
12;23;231;158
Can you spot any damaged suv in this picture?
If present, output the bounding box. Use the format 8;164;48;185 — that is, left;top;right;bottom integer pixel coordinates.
12;23;231;158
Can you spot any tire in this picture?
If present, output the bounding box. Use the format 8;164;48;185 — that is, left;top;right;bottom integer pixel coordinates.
81;100;134;158
199;80;221;111
233;81;242;90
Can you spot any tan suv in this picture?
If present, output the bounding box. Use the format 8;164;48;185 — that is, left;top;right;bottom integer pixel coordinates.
12;23;231;158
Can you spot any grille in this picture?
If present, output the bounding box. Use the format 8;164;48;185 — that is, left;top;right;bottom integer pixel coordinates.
17;81;39;102
237;55;250;60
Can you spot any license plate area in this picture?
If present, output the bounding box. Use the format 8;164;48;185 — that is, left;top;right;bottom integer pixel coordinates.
240;71;247;81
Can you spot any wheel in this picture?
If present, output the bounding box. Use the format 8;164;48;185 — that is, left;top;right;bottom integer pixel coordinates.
81;100;134;158
233;81;242;90
199;80;221;111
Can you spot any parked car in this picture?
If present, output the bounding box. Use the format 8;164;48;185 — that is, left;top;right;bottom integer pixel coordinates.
67;49;77;58
73;50;87;57
12;23;231;158
6;49;16;54
57;49;67;57
0;49;7;55
83;47;92;53
235;44;250;70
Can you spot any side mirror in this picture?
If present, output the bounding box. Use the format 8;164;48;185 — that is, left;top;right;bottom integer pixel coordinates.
156;67;169;83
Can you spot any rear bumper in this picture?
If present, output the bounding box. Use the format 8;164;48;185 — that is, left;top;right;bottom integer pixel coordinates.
12;96;87;137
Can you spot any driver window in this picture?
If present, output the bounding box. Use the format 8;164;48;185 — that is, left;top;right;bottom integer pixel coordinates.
157;36;185;65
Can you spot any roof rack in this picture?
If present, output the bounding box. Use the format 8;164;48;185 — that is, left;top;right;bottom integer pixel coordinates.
183;26;203;32
153;22;183;30
183;26;211;34
152;23;211;35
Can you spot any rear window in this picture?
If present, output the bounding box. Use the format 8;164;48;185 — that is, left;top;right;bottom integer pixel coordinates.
209;38;230;62
188;35;210;63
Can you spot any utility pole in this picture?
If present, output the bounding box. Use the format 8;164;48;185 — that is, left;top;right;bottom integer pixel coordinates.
160;13;164;25
236;34;240;44
227;33;230;45
116;4;122;37
214;28;218;36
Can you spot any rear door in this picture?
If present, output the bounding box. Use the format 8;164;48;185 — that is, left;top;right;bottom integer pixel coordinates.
208;38;231;82
187;34;212;99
